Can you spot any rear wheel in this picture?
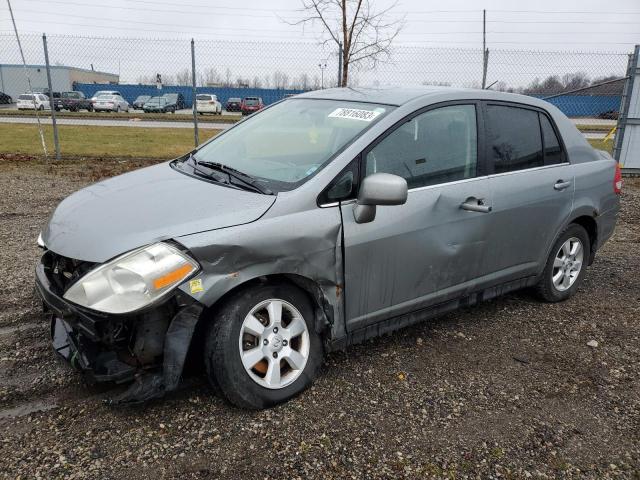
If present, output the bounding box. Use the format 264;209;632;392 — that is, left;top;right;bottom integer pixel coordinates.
535;224;590;302
205;283;323;409
116;106;121;113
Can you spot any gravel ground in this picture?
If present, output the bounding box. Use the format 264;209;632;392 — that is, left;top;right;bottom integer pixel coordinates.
0;156;638;479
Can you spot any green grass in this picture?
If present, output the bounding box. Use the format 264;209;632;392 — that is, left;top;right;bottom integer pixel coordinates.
0;108;240;123
0;124;220;159
575;124;616;133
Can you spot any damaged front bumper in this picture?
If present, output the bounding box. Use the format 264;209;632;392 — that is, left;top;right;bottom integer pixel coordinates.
35;262;204;404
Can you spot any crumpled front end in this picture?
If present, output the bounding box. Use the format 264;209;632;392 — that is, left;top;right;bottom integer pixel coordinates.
36;249;204;404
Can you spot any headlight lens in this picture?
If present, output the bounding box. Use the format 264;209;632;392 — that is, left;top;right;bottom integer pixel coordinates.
63;243;199;314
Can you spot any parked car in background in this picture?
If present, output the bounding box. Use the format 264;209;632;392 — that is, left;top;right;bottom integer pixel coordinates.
34;87;621;409
54;91;93;112
196;94;222;115
225;97;242;112
90;90;122;105
132;95;151;110
241;96;264;115
93;94;129;112
0;91;13;104
143;96;172;113
162;93;185;111
17;93;50;110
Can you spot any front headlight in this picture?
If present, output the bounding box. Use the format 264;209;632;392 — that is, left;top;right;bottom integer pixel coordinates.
63;243;199;314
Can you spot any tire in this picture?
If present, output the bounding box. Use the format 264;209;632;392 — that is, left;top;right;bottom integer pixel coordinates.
205;283;323;409
535;224;590;302
38;105;44;111
116;106;121;113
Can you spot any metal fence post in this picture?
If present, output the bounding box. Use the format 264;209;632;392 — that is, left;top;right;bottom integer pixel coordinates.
191;38;199;148
42;33;60;161
613;45;638;163
338;41;343;87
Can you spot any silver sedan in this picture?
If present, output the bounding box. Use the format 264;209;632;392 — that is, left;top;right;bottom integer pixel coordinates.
93;94;129;113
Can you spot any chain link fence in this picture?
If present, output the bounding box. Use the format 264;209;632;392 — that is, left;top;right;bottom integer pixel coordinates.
0;33;632;159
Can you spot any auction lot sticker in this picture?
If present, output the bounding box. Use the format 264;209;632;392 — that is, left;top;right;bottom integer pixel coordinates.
329;107;382;122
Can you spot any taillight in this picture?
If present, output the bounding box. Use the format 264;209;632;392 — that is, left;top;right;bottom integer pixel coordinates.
614;162;623;195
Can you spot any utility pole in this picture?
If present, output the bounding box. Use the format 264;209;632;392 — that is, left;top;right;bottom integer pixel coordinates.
318;62;327;89
481;9;488;89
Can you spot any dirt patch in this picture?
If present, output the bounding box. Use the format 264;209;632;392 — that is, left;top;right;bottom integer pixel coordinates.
0;158;638;479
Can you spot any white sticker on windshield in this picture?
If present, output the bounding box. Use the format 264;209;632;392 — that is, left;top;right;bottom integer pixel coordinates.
328;107;382;122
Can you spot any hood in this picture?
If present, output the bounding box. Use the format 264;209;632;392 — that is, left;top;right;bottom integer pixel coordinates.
42;162;276;263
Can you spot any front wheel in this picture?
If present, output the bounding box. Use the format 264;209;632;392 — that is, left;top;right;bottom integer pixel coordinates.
205;283;323;409
535;224;590;302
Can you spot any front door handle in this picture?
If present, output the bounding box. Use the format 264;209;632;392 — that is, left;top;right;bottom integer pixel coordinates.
554;180;572;191
460;197;492;213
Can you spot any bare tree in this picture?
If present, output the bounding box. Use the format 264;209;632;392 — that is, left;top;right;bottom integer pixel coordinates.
273;70;290;90
289;0;403;87
175;68;192;86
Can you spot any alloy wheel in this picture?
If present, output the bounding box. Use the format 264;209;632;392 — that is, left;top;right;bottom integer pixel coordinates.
238;299;310;389
552;236;584;291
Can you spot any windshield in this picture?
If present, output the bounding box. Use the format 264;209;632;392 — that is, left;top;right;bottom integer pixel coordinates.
184;98;392;192
164;94;177;100
147;97;166;105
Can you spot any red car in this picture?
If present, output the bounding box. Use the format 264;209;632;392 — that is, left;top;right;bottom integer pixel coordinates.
241;96;264;116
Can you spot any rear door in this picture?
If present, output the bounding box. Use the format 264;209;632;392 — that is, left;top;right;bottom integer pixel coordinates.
482;102;574;282
341;102;493;331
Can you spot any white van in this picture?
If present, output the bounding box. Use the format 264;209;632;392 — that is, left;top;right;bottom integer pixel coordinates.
196;94;222;115
17;93;51;110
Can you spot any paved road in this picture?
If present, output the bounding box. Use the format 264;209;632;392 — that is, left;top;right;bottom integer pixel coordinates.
0;115;231;130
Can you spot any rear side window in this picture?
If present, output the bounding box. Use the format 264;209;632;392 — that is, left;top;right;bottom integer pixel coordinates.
539;113;566;165
365;104;478;189
486;105;543;174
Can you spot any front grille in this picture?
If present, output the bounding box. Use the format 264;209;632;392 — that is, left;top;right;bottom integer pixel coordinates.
41;250;96;295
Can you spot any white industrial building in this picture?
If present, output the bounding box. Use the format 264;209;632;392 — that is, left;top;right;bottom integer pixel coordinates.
0;64;119;100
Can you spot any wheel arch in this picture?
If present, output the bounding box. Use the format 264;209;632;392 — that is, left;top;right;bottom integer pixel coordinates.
569;214;598;264
188;273;335;363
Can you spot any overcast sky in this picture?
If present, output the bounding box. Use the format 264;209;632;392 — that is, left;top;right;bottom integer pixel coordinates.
1;0;639;88
2;0;639;50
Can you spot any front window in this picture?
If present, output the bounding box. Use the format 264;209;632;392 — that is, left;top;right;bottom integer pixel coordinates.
178;99;393;192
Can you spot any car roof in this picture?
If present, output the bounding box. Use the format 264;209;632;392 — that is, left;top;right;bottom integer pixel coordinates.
297;85;549;108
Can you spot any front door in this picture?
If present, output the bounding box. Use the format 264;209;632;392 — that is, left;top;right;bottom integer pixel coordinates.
341;103;493;331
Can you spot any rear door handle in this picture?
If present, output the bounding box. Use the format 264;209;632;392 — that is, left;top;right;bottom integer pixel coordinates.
460;197;492;213
554;180;572;191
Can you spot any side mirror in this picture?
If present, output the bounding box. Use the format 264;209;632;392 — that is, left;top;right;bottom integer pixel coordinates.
353;173;408;224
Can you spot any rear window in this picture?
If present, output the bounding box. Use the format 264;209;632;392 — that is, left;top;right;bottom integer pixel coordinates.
485;105;544;174
18;94;33;100
197;95;212;101
244;99;259;106
228;98;241;102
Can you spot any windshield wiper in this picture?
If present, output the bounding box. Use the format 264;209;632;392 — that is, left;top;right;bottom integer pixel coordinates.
190;155;273;195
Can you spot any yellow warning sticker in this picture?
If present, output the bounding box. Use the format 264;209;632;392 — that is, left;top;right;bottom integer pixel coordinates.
189;278;204;294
